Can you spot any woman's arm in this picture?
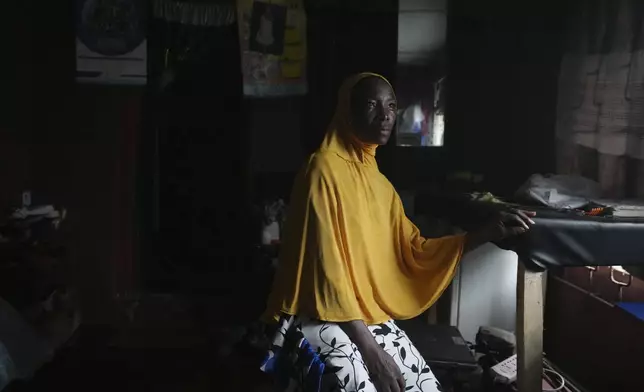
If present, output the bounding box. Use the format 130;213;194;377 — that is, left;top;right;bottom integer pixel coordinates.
463;228;494;253
339;321;405;392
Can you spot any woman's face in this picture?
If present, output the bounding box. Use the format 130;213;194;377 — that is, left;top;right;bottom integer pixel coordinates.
349;77;397;145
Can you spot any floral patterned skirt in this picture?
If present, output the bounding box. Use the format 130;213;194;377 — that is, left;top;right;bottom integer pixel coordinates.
260;315;443;392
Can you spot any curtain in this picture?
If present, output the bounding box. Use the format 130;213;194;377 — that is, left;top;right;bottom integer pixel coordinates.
556;0;644;198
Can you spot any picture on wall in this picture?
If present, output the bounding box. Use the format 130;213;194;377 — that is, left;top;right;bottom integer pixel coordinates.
248;1;287;56
237;0;307;97
75;0;147;85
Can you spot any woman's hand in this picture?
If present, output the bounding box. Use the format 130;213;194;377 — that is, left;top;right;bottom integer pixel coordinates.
339;320;404;392
362;345;405;392
464;209;536;252
486;209;536;241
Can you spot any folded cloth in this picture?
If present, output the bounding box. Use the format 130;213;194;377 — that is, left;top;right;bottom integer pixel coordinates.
10;206;59;220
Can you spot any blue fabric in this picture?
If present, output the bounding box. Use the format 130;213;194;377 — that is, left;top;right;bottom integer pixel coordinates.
616;302;644;322
260;315;325;392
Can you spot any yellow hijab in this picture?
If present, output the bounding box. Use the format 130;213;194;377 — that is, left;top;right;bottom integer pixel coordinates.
264;73;465;324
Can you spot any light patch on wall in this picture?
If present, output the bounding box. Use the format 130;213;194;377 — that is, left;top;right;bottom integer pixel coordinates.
397;0;446;65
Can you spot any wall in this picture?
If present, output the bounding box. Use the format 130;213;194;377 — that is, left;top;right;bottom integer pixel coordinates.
0;142;32;210
447;0;564;195
455;244;518;342
248;99;304;203
2;83;142;323
1;2;34;209
2;1;141;322
1;96;140;325
249;99;304;175
29;86;141;321
398;0;446;65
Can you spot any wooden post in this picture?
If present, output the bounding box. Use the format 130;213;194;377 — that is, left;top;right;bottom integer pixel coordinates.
516;261;544;392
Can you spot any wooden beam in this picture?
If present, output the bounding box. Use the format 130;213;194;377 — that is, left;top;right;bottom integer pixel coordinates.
516;262;544;392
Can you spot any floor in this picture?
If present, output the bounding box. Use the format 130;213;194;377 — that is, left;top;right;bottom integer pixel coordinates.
8;326;274;392
6;291;275;392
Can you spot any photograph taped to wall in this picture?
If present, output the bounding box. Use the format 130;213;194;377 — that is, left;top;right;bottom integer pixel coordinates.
249;1;287;56
238;0;307;97
75;0;147;85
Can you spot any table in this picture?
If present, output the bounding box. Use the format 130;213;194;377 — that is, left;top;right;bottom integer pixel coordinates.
418;197;644;392
507;208;644;392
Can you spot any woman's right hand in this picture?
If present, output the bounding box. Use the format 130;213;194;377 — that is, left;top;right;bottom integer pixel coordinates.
464;209;536;253
363;345;406;392
339;320;405;392
485;209;536;241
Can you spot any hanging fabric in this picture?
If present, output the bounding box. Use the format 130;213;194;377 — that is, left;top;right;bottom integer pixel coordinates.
236;0;308;97
556;0;644;198
152;0;241;93
153;0;236;27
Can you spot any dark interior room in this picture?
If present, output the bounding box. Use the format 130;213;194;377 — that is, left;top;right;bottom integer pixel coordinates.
2;0;644;391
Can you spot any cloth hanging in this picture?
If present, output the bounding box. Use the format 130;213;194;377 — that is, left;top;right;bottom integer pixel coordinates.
556;0;644;198
153;0;236;26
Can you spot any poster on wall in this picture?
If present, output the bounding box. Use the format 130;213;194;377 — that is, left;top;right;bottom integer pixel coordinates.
75;0;147;85
237;0;307;97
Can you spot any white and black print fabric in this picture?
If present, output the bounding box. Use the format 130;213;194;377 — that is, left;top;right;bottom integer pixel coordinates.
261;315;443;392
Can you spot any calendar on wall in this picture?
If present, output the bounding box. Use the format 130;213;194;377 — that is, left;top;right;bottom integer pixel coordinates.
75;0;147;85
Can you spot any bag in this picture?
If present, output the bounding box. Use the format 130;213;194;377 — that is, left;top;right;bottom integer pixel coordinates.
515;174;602;209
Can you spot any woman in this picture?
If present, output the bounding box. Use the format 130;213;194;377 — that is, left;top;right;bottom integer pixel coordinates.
260;73;534;392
